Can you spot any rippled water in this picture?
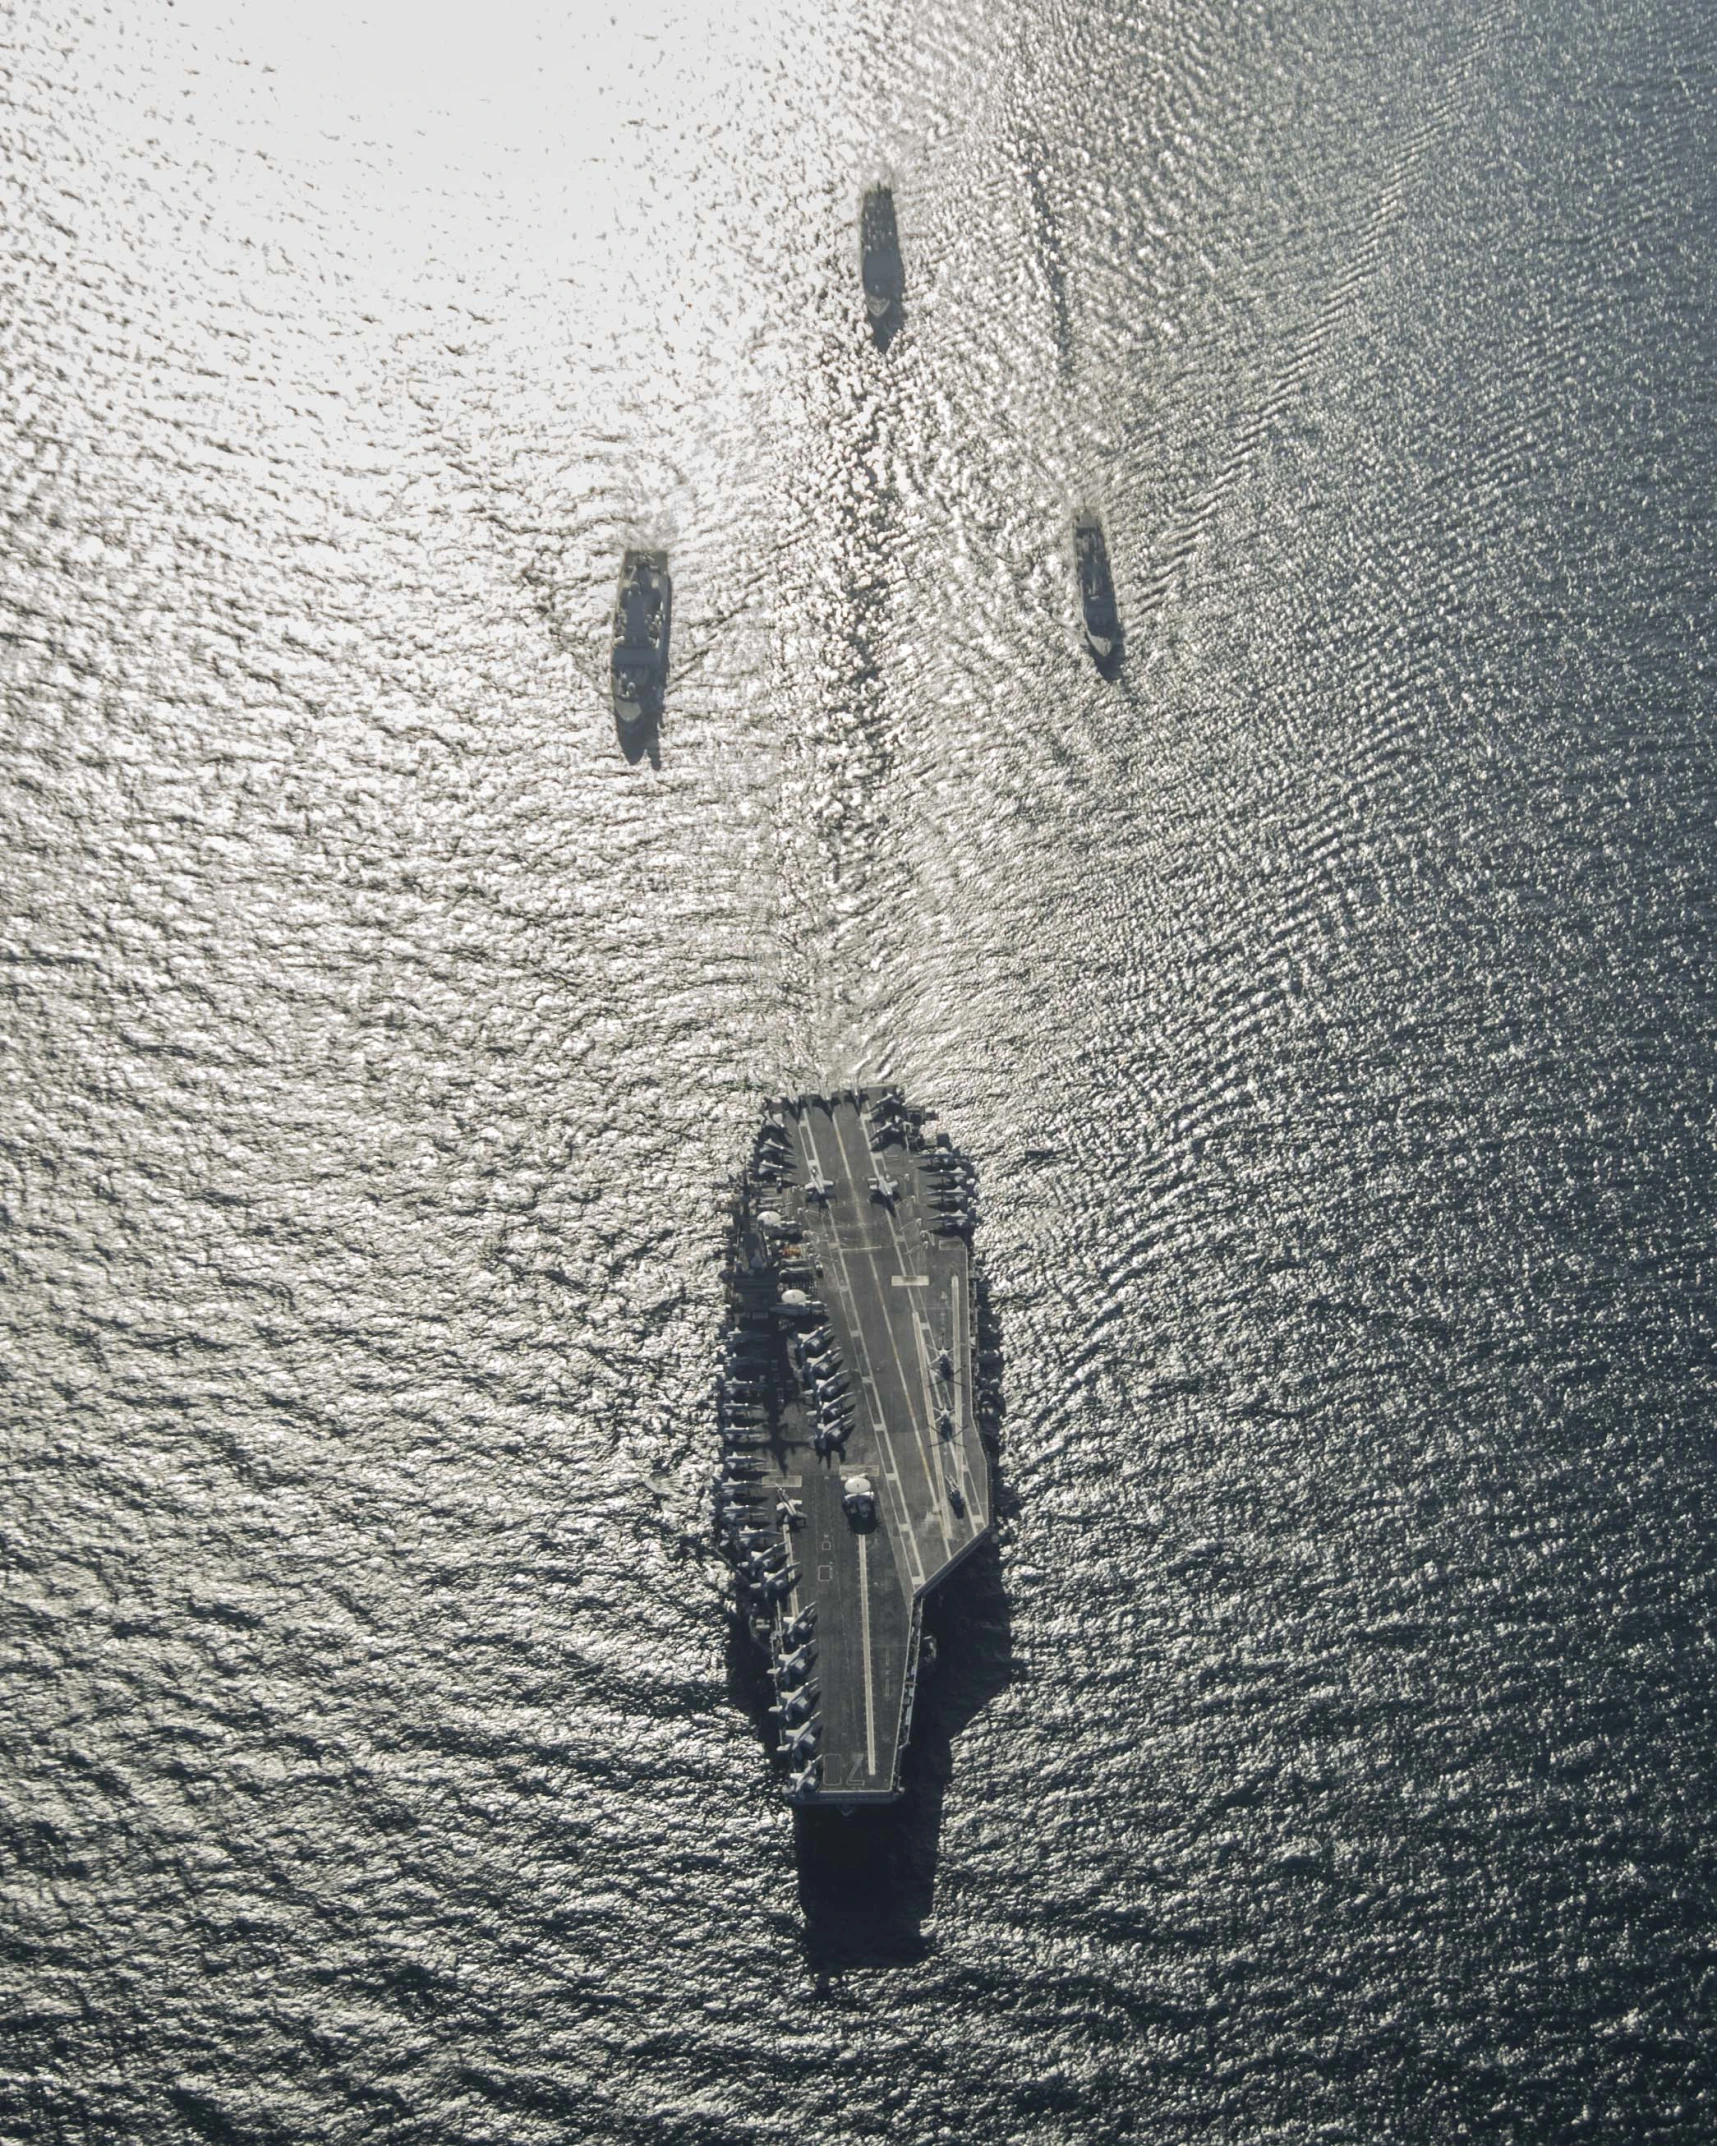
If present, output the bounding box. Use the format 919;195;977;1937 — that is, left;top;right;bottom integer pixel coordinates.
5;0;1716;2138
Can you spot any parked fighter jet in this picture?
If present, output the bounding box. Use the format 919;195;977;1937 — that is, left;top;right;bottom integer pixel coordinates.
776;1642;817;1688
769;1684;820;1728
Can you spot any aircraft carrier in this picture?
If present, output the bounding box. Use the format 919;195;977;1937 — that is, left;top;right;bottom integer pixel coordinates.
716;1090;992;1806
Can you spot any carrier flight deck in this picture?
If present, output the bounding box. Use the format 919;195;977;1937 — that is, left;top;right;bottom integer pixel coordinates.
716;1090;991;1805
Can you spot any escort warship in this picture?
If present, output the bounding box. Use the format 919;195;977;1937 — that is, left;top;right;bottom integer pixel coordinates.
859;185;906;347
1074;510;1122;673
611;548;672;737
716;1090;994;1806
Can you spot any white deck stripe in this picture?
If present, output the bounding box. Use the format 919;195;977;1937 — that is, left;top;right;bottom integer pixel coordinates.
811;1199;921;1586
858;1531;877;1776
830;1112;957;1556
799;1113;829;1190
797;1107;926;1589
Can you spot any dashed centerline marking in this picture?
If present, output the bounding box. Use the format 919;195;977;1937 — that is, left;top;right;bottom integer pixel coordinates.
858;1532;878;1777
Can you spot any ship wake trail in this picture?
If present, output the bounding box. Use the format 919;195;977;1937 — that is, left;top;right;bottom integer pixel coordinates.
1135;38;1486;624
801;327;899;853
763;286;910;1072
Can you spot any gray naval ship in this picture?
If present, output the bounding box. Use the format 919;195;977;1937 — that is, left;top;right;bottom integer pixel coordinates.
1074;511;1123;675
716;1090;993;1806
859;186;905;347
611;549;671;737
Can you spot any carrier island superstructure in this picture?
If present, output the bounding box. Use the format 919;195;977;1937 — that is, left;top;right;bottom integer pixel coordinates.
716;1090;992;1806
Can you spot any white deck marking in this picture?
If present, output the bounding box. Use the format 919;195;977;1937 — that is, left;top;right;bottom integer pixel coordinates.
858;1531;878;1776
791;1107;924;1589
850;1130;964;1551
817;1239;913;1555
825;1109;957;1560
797;1112;841;1208
950;1271;981;1518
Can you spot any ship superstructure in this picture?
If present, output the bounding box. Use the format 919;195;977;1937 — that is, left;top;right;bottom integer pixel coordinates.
1073;511;1122;673
611;548;671;736
716;1090;991;1805
859;186;906;347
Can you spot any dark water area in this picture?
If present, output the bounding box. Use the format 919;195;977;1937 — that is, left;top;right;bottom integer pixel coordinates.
4;0;1716;2139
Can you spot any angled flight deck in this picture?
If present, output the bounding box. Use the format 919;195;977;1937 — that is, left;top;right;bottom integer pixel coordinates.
716;1089;989;1806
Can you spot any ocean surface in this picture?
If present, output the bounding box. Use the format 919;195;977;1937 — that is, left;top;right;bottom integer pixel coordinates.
4;0;1715;2138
